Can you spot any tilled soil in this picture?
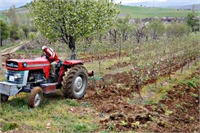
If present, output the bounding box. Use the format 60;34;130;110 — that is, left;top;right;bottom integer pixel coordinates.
81;71;199;132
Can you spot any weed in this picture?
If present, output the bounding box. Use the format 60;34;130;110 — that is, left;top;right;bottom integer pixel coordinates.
144;99;156;105
190;93;198;99
183;76;199;88
121;120;128;126
183;108;188;113
2;122;18;132
106;77;114;84
161;94;167;99
156;86;167;93
132;121;140;128
187;81;197;88
96;90;102;95
190;116;195;121
107;123;114;131
71;123;97;132
165;110;173;116
73;123;88;132
175;104;184;110
142;124;148;128
63;99;79;107
158;103;166;108
81;102;93;108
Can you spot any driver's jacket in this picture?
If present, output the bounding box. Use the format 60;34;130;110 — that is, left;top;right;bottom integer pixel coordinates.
44;47;59;63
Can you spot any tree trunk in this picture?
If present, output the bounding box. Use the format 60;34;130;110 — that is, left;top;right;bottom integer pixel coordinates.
0;49;2;71
98;56;101;73
0;39;2;47
122;31;125;42
181;66;184;73
25;32;28;38
168;68;171;80
69;36;76;60
114;29;117;44
99;34;102;43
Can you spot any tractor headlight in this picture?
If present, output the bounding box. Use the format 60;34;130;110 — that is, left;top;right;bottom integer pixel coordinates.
23;62;27;68
14;74;21;79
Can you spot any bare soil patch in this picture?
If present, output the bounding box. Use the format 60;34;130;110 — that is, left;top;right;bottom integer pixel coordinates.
81;71;199;132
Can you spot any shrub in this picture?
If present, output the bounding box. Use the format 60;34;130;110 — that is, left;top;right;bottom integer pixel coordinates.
147;19;165;40
28;32;36;40
10;24;20;40
166;23;190;38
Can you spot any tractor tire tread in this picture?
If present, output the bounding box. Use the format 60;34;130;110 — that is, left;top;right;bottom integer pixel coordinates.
61;65;88;98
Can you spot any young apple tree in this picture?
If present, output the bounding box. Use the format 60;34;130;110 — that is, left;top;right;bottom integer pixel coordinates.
29;0;120;59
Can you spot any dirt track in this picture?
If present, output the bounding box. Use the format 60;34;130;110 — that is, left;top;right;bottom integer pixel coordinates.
1;45;22;56
1;41;25;56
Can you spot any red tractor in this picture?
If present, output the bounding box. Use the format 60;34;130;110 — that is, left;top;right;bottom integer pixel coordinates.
0;57;89;108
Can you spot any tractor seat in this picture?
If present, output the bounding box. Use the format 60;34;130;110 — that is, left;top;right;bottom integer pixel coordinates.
56;60;63;68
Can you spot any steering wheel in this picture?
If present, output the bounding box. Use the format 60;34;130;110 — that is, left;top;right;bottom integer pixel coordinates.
41;54;45;57
41;54;49;60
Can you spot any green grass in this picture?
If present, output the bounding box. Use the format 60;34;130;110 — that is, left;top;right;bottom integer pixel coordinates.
120;5;200;18
0;91;98;132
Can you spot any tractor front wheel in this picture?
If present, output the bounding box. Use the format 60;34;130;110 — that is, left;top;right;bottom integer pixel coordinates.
0;94;9;102
61;65;88;99
28;87;43;108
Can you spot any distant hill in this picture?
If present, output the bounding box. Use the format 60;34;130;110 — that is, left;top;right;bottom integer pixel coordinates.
169;4;200;10
124;0;199;8
120;5;200;18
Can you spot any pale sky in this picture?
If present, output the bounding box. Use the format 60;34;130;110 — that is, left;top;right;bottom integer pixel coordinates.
0;0;31;10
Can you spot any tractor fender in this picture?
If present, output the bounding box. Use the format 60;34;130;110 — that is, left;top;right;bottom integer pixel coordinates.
58;60;84;84
63;60;84;66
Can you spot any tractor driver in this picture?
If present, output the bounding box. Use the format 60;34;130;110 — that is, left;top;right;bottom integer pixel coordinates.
42;46;59;77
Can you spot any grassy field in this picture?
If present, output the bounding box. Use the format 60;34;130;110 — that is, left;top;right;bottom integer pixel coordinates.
120;5;200;18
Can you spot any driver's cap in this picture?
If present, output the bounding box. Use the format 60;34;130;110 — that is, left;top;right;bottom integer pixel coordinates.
42;46;47;50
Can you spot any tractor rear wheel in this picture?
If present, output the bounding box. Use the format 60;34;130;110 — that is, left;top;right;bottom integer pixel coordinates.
29;87;43;108
61;65;88;99
0;94;9;102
